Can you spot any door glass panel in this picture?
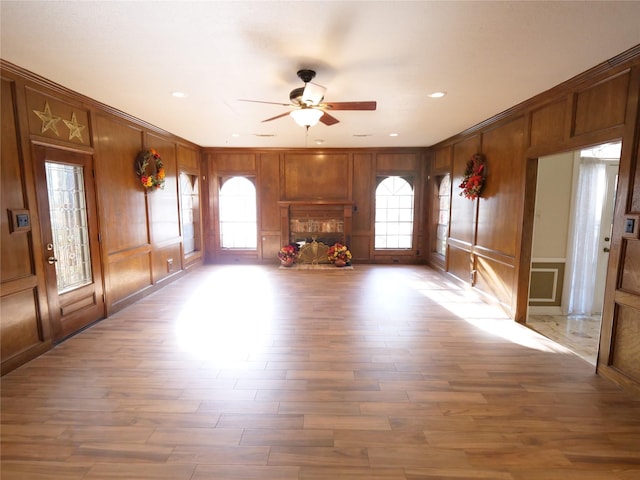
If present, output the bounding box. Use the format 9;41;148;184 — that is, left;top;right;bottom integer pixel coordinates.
45;162;92;294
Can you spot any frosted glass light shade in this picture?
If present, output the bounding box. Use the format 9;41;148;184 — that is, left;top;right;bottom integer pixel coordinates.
290;108;323;127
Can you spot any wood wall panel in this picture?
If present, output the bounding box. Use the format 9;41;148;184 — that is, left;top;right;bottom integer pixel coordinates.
109;254;152;305
177;144;199;171
147;134;180;245
529;99;566;147
215;153;256;172
573;71;630;136
0;289;41;361
449;137;479;245
95;115;148;253
259;153;280;232
433;147;451;173
631;146;640;214
477;117;526;257
376;153;419;171
350;234;371;261
152;243;182;283
283;153;350;200
619;239;640;295
352;153;373;232
475;257;515;308
1;80;34;282
611;305;640;383
25;88;91;146
447;245;471;284
1;74;51;373
261;234;281;262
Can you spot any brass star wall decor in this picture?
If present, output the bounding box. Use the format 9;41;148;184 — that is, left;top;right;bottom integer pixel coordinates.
63;112;86;142
33;101;61;136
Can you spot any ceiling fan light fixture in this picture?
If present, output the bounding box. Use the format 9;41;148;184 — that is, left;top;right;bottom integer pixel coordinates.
290;108;323;127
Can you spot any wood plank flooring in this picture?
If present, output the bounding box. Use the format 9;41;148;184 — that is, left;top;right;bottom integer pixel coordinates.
2;265;639;479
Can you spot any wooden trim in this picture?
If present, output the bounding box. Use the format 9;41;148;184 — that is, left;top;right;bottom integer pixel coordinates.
435;45;640;149
1;59;200;150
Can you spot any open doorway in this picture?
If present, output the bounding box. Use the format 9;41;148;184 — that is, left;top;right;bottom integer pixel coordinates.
527;142;621;365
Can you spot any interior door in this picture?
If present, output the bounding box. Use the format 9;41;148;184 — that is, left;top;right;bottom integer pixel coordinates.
33;145;105;341
593;163;619;314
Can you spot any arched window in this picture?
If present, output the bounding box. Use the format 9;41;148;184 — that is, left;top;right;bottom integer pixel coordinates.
375;176;414;249
436;174;451;257
219;176;257;249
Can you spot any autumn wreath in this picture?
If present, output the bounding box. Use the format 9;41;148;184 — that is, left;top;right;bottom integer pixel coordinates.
459;153;486;200
136;149;165;190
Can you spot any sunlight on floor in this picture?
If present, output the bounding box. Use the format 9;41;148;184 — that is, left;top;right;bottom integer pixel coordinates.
175;266;274;364
464;317;573;354
415;282;573;354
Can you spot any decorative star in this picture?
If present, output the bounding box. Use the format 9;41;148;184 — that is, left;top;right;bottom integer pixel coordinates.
63;112;86;142
33;101;62;136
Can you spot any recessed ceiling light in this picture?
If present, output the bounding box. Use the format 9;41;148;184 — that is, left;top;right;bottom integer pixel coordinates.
428;91;446;98
389;133;399;137
171;91;188;98
315;139;325;145
231;133;240;138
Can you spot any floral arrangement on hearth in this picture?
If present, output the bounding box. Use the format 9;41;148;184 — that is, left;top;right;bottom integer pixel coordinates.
278;244;298;265
136;148;165;190
459;153;486;200
328;242;352;266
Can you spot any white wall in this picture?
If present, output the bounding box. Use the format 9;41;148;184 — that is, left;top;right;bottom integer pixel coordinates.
532;152;575;259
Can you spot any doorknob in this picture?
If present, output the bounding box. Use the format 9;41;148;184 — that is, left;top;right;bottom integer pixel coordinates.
47;256;58;264
603;247;610;253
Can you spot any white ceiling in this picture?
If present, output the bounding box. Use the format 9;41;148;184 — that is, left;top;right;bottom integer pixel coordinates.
2;1;639;149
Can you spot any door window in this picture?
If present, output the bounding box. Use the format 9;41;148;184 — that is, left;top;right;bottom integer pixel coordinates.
45;162;92;294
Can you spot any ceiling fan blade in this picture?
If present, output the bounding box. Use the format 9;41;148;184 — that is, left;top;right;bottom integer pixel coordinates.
323;101;377;111
239;99;292;107
302;82;326;106
261;112;291;123
319;111;340;126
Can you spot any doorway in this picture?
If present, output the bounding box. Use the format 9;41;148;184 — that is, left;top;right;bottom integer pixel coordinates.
527;142;621;364
33;145;105;341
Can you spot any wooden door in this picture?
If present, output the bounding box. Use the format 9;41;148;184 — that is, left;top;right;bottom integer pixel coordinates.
33;145;105;341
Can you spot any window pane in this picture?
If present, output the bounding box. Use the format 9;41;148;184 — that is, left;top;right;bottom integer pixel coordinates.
375;176;414;250
180;173;199;255
436;174;451;257
219;177;257;250
45;162;92;294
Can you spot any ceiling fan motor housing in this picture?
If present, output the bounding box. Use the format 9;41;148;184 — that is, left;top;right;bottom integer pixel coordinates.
297;69;316;83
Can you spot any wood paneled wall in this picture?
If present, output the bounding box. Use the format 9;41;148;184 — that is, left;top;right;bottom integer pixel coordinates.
203;149;426;264
429;45;640;394
1;61;202;374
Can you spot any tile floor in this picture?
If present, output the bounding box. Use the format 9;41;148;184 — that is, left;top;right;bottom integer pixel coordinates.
526;314;601;366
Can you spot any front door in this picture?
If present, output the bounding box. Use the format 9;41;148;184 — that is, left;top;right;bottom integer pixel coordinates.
33;145;104;341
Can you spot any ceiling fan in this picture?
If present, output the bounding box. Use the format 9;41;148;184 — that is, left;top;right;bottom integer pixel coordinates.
239;69;377;128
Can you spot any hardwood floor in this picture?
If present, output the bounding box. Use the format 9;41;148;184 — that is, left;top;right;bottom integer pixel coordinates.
2;265;639;479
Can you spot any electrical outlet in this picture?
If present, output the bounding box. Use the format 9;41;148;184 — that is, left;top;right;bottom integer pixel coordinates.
167;258;173;272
